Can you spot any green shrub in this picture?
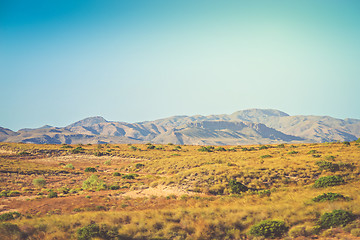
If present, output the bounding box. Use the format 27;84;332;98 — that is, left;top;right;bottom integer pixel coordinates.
65;164;74;169
48;190;58;198
338;163;356;171
84;167;97;173
259;145;268;150
308;150;317;154
312;192;351;202
113;172;121;176
61;144;73;149
135;163;145;168
257;190;271;197
312;154;322;158
32;178;46;188
215;147;226;151
343;141;350;146
356;138;360;143
0;212;21;221
227;147;237;152
122;174;138;179
249;220;288;238
325;155;336;161
318;210;355;229
82;175;106;191
277;144;285;148
288;151;298;154
147;144;155;149
260;155;272;159
8;191;20;197
198;146;214;152
71;147;85;154
129;146;138;151
228;179;248;194
18;151;30;156
109;185;120;190
0;190;9;197
104;160;111;165
77;223;118;240
315;161;340;172
94;151;104;157
313;175;344;188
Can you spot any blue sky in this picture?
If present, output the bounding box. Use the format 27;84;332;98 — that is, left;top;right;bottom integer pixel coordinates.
1;0;360;130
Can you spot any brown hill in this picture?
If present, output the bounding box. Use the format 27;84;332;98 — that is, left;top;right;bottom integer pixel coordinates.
1;109;359;145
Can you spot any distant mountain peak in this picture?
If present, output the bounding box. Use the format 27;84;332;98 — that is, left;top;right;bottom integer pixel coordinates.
67;116;107;128
232;108;290;117
1;109;359;145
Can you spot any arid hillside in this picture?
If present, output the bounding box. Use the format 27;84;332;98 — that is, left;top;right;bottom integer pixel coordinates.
1;109;360;145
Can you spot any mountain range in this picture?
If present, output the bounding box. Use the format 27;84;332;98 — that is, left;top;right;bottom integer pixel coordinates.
1;109;359;145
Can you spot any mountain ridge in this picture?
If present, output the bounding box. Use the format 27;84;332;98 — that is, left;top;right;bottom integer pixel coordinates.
1;109;359;145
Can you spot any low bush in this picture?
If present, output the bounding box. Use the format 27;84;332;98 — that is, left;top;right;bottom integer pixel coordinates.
18;151;30;156
147;144;155;149
316;161;340;172
71;147;85;154
227;147;237;151
135;163;145;168
260;155;272;159
308;150;318;154
0;212;21;221
65;164;74;169
61;144;73;149
94;152;104;157
109;185;120;190
312;192;350;202
228;179;248;194
77;223;119;240
129;146;138;151
113;172;121;176
313;175;344;188
84;167;97;173
325;155;336;161
318;210;355;229
122;174;138;180
249;220;288;238
215;147;226;151
198;146;214;152
259;145;268;150
32;178;46;188
48;190;58;198
288;151;298;154
82;175;106;191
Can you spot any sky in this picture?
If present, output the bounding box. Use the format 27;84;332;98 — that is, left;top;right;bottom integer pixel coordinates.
1;0;360;130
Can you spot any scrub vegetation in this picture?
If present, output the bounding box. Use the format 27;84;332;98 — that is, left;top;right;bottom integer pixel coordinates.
0;141;359;239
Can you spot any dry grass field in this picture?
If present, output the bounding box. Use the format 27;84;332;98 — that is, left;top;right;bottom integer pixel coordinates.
0;141;360;239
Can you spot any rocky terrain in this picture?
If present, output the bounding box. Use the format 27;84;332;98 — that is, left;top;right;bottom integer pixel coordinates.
1;109;359;145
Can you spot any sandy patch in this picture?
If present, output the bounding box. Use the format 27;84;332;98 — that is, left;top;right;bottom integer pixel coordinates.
122;185;195;198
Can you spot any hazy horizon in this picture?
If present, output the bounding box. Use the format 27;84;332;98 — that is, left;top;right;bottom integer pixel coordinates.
1;1;360;131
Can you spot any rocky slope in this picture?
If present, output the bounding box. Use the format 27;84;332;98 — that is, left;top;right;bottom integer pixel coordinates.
1;109;359;145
